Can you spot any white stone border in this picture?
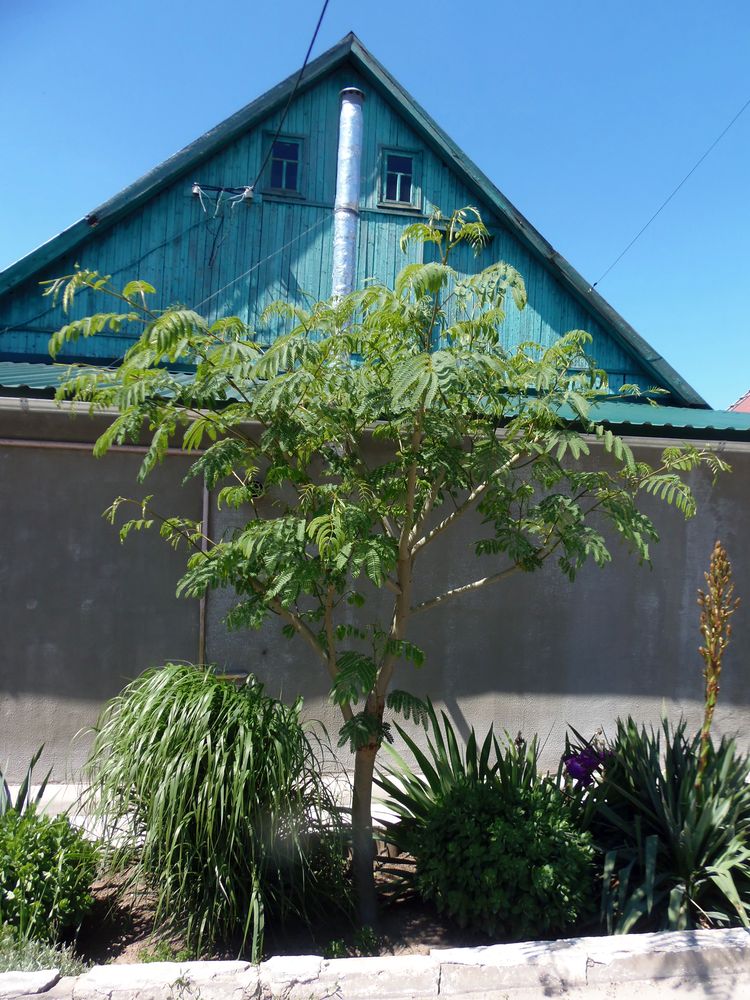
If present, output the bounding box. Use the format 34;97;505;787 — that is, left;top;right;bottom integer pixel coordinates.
2;927;750;998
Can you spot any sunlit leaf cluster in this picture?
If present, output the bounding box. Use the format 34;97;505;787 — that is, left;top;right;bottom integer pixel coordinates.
47;207;725;752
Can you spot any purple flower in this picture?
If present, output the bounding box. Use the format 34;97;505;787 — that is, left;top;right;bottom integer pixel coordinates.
564;745;607;787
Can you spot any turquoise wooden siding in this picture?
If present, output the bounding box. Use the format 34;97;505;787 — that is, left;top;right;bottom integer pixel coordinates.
0;61;657;393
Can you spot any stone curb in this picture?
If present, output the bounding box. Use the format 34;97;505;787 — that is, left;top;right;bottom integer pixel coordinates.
0;970;60;999
2;927;749;999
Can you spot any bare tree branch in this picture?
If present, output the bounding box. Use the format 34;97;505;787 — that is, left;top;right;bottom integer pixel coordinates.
411;564;521;614
380;515;397;539
411;448;529;555
409;471;445;545
412;480;489;554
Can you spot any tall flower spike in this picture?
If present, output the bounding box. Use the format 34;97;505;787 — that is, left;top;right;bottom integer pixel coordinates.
695;540;740;792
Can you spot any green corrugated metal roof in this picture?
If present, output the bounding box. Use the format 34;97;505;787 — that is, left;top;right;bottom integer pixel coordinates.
0;361;70;391
552;399;750;439
586;400;750;435
2;362;749;441
0;362;194;392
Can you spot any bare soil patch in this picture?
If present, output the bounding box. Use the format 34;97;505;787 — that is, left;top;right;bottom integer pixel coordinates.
74;852;503;965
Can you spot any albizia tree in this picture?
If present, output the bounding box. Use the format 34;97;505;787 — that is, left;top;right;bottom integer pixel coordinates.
46;208;725;924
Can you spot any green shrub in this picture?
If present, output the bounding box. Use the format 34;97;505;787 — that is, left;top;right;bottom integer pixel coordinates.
84;663;349;960
378;704;594;939
0;809;97;942
0;926;87;976
411;777;593;939
581;717;750;933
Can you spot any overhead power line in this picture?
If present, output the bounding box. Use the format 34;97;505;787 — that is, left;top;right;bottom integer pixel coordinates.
250;0;331;192
193;213;330;312
3;0;333;341
591;93;750;289
0;214;214;338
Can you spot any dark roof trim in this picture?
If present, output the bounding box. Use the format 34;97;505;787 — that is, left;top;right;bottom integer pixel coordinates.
0;32;708;408
0;37;354;299
343;37;707;408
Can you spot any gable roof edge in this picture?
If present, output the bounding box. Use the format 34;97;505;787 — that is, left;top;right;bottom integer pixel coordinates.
346;37;708;408
0;33;358;299
0;32;708;408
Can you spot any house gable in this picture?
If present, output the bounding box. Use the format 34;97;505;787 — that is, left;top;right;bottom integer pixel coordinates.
0;33;707;407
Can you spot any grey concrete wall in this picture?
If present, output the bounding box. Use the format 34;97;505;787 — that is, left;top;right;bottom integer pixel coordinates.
207;437;750;772
0;402;203;780
2;399;748;779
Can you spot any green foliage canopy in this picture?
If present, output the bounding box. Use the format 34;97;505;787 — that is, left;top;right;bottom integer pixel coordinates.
46;207;726;917
46;207;724;751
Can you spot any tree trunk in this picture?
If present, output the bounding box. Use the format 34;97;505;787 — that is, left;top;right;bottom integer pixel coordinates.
351;742;379;927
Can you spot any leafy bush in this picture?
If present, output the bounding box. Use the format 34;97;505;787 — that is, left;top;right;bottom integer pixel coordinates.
581;717;750;933
0;809;97;942
84;663;349;960
378;703;594;939
0;926;87;976
412;777;594;939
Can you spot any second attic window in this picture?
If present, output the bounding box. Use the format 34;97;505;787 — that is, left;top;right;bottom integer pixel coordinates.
384;153;414;204
269;139;300;192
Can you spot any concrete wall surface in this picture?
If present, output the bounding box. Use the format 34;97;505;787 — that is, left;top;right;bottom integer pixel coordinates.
1;401;748;778
207;435;750;773
1;403;203;779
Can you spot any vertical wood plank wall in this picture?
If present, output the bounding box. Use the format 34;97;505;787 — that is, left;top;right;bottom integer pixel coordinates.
0;65;654;392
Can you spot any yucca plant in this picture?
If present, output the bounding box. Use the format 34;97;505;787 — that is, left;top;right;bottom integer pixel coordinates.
583;717;750;933
375;699;537;852
83;663;349;960
377;702;570;849
1;746;52;817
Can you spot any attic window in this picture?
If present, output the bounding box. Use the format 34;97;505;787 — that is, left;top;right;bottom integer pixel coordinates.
269;139;300;192
380;149;421;209
385;154;413;203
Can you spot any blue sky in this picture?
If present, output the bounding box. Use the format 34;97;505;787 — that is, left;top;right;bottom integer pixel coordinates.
2;0;748;408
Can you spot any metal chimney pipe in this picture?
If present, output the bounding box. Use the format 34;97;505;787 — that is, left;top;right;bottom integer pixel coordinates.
332;87;365;300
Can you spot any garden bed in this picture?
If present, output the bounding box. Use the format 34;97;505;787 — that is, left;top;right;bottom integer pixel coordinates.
75;853;516;966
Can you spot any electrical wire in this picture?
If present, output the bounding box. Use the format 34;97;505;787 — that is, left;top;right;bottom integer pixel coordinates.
3;0;332;342
591;93;750;289
193;212;330;312
249;0;331;192
0;213;212;338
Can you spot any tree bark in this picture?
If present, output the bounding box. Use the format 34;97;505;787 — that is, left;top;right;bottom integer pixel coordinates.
351;741;379;928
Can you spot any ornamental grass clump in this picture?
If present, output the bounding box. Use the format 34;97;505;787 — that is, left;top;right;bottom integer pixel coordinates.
83;663;349;960
377;702;595;939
